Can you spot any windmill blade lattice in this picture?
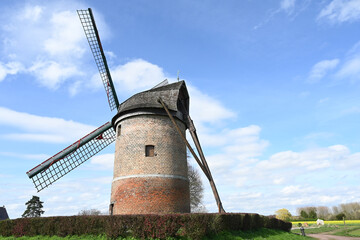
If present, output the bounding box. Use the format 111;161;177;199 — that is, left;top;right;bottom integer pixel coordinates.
27;122;116;192
77;8;119;111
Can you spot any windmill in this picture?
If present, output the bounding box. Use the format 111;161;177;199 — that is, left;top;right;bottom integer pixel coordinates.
26;8;225;214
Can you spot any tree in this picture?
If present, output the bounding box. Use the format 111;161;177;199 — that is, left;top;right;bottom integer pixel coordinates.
298;206;317;220
188;163;206;212
78;209;102;216
22;196;44;218
336;213;346;220
317;206;330;219
308;208;317;219
275;208;292;221
332;206;340;215
300;210;308;219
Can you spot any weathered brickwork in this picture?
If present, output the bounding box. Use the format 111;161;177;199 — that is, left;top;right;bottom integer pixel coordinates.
111;177;190;214
110;114;190;214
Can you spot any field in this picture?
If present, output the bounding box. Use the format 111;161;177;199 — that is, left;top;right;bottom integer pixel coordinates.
291;220;360;238
291;220;360;225
0;229;312;240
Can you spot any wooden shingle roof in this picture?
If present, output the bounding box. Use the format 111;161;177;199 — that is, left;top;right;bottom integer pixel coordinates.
118;80;189;117
0;206;9;220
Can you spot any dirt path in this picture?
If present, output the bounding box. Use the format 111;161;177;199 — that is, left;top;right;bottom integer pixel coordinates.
308;233;360;240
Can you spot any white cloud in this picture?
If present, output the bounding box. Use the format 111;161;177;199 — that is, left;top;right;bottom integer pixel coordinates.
308;59;339;83
188;85;236;126
195;125;268;183
304;131;334;140
318;0;360;23
90;153;114;169
253;0;310;30
21;5;43;22
29;60;80;89
318;98;330;104
336;56;360;81
69;80;83;96
0;3;89;92
281;185;302;195
0;106;95;143
109;59;172;94
44;11;85;57
281;0;296;14
0;61;24;81
256;145;351;171
273;177;285;184
0;152;50;160
91;58;236;128
319;195;342;203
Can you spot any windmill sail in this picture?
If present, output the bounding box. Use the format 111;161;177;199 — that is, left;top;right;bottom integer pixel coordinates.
26;122;116;192
77;8;119;111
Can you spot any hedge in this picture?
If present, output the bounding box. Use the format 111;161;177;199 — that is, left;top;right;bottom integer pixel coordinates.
0;213;292;239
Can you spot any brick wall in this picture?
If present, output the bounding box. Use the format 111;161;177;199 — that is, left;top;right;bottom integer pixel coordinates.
111;114;190;214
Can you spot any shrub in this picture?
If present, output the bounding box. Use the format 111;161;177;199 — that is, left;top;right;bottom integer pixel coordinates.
336;213;346;220
250;214;261;230
0;212;292;239
241;214;252;231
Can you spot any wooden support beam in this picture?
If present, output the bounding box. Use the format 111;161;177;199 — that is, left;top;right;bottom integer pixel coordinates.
158;97;225;213
157;98;210;179
185;114;225;213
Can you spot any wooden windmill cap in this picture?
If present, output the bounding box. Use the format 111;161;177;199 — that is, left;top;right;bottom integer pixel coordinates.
112;81;190;128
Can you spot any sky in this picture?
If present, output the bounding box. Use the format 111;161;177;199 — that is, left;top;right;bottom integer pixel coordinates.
1;0;360;219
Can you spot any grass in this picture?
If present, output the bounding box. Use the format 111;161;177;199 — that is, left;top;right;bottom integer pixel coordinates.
204;228;313;240
291;225;338;234
291;221;360;238
349;228;360;236
332;226;360;237
0;236;110;240
0;229;311;240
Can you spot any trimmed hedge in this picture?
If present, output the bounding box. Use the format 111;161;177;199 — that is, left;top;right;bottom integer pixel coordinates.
0;213;291;239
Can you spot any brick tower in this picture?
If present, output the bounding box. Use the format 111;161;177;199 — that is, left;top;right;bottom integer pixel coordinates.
110;81;190;214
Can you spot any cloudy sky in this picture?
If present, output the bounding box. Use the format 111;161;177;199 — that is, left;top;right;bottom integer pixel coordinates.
1;0;360;219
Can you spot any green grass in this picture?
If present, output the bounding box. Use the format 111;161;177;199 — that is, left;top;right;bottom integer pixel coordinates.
291;225;339;234
291;223;360;238
205;228;312;240
0;236;109;240
332;226;360;237
0;229;311;240
348;228;360;236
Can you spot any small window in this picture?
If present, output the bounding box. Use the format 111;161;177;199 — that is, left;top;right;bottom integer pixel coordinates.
117;125;121;137
145;145;155;157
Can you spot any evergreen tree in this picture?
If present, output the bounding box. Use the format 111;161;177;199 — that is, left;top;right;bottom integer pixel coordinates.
309;209;317;219
300;210;308;219
22;195;44;218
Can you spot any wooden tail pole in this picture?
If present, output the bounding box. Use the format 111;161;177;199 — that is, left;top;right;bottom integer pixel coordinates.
186;115;225;213
158;97;225;213
157;98;210;179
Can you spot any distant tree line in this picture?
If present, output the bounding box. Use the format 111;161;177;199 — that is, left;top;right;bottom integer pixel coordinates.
296;202;360;220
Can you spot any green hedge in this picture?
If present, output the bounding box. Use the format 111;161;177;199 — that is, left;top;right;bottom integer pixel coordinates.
0;213;291;239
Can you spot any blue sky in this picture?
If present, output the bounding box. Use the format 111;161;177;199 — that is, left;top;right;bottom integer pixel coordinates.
1;0;360;218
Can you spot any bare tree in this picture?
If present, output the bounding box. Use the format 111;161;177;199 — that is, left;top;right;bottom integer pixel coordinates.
339;202;360;219
188;163;206;212
297;202;360;220
78;209;102;216
332;206;340;215
317;206;330;219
